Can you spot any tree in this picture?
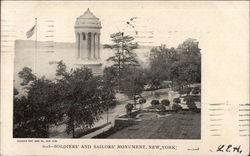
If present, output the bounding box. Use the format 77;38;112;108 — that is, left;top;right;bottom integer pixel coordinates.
161;99;170;110
125;103;134;117
14;68;63;138
139;98;146;109
120;67;145;109
55;61;115;138
172;104;182;112
148;45;179;83
176;38;201;57
104;32;139;88
13;63;117;138
179;87;192;95
14;87;19;96
18;67;36;86
148;39;201;90
144;68;162;89
186;96;197;112
170;38;201;88
173;98;181;104
151;100;160;106
102;66;119;89
192;87;200;95
99;68;117;122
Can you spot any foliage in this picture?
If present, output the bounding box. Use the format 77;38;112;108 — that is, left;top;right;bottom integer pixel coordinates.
172;104;182;112
155;104;166;111
154;92;161;98
125;103;134;116
186;96;197;112
55;61;115;137
151;100;160;106
14;70;63;138
14;61;117;138
161;99;170;106
179;87;192;95
14;88;19;96
18;67;36;86
104;32;139;76
192;87;200;95
98;70;117;111
183;95;201;102
148;39;201;89
149;104;166;111
173;98;181;104
144;68;162;89
149;45;179;81
102;66;119;88
170;39;201;87
139;98;146;104
120;67;145;107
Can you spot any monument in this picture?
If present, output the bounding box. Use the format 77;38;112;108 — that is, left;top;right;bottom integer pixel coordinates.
74;8;103;75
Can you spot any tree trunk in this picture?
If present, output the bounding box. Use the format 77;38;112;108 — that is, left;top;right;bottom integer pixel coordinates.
72;123;75;138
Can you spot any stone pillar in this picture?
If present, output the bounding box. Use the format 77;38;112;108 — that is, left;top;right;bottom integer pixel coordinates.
81;32;87;59
95;33;99;59
79;33;82;59
75;32;80;59
91;33;95;59
97;34;100;59
87;32;91;59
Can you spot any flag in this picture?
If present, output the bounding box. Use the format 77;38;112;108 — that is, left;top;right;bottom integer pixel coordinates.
26;25;36;39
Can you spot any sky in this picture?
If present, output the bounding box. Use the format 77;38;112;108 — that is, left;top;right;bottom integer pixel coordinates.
2;1;248;48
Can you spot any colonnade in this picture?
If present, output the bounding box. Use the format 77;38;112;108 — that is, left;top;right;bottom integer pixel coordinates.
76;32;100;59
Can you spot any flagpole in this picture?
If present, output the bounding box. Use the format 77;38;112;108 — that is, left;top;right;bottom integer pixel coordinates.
35;18;37;75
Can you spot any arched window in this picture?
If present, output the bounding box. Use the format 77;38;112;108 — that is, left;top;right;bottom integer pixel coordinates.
82;33;86;40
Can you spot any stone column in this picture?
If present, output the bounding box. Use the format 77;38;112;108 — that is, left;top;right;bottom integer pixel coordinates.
97;34;100;59
87;32;91;59
95;33;99;59
75;32;80;59
79;32;82;59
91;33;95;59
81;32;87;59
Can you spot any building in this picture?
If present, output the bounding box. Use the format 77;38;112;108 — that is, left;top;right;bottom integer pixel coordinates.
74;8;103;75
14;9;151;91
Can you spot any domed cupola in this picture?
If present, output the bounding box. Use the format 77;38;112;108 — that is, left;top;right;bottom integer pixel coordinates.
75;8;102;29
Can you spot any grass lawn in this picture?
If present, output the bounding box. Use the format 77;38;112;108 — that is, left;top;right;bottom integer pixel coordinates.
106;113;201;139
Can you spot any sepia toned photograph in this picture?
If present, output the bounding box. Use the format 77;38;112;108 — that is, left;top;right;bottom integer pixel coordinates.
11;2;202;139
1;1;249;156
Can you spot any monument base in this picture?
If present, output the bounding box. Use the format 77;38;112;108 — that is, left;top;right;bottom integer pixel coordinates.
74;59;103;75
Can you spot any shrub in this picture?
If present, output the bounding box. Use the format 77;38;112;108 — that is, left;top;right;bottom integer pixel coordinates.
151;100;160;106
125;103;134;116
172;104;182;112
139;98;146;104
186;97;197;112
161;99;170;106
155;104;166;111
173;98;181;104
179;87;192;95
192;87;200;95
154;92;161;98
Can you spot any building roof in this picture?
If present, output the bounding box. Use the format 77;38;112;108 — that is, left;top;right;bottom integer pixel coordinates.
78;8;98;19
75;8;102;29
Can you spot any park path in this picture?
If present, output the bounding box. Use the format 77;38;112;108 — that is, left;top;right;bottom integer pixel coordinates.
49;88;173;138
